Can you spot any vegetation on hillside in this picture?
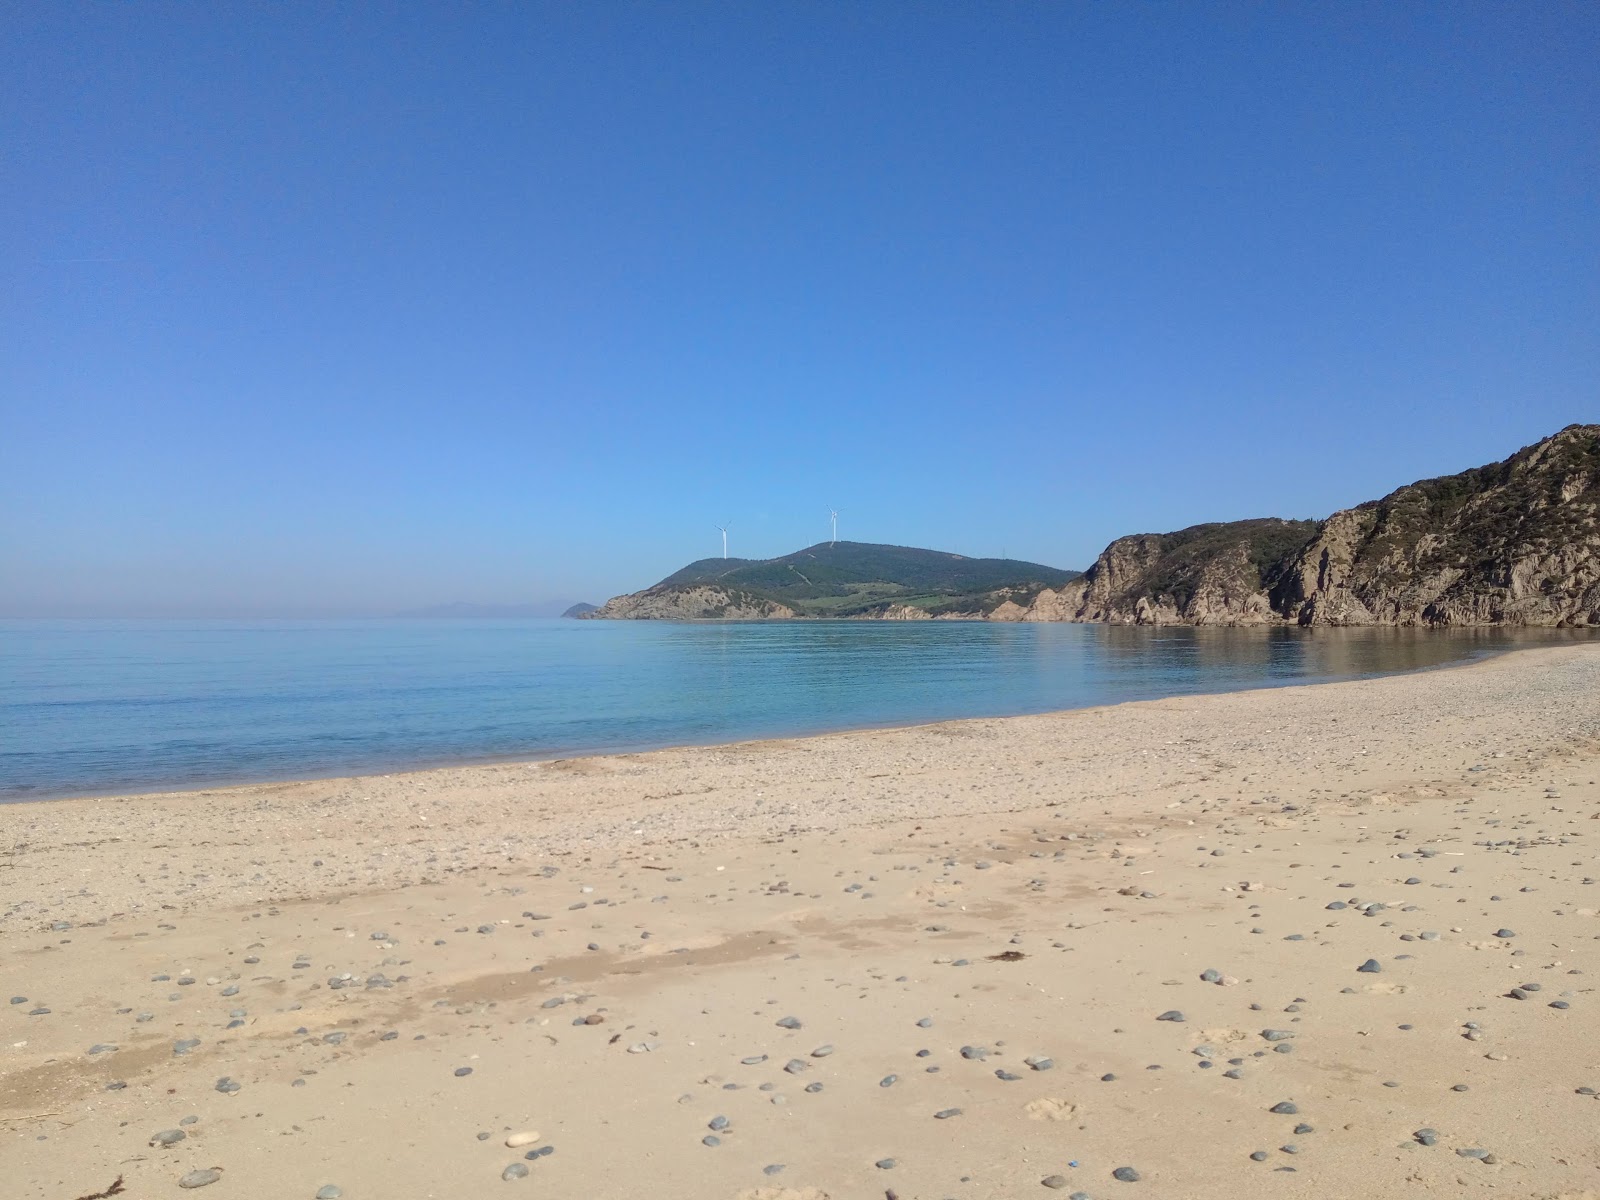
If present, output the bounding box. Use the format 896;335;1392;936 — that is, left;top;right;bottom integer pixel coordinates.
640;542;1081;617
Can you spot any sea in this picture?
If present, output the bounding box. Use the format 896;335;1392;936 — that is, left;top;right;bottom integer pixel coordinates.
1;619;1591;803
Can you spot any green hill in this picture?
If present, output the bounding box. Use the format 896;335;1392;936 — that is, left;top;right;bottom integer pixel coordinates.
591;541;1082;619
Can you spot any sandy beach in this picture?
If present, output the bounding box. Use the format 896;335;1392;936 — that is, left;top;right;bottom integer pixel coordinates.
5;642;1600;1199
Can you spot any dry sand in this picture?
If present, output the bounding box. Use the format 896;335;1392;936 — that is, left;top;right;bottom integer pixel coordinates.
4;642;1600;1200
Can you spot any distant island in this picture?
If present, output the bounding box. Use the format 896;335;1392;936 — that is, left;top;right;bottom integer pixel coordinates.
588;423;1600;627
562;602;599;618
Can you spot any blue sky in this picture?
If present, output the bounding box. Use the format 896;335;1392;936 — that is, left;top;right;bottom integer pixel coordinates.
3;2;1596;616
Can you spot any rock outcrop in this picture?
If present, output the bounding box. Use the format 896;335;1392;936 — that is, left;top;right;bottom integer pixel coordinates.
584;585;796;621
1002;520;1318;625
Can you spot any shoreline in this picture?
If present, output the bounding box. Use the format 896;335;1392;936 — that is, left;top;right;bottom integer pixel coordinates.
7;630;1586;809
4;641;1600;1198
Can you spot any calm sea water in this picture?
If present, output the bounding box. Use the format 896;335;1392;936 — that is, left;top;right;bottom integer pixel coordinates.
0;619;1589;802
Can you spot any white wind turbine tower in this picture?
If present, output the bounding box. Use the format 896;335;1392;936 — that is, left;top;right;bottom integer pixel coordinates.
715;522;730;559
828;506;840;546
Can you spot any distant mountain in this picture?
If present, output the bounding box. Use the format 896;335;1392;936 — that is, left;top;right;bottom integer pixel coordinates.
1013;423;1600;627
562;602;599;618
396;601;574;619
589;424;1600;627
585;542;1082;620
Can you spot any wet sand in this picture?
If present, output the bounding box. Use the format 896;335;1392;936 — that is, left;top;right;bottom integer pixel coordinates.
4;642;1600;1199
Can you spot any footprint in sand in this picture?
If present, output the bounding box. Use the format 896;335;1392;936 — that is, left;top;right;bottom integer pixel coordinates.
1025;1096;1083;1121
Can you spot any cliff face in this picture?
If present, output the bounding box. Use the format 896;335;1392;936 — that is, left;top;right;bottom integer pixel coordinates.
1003;520;1318;626
584;585;796;621
1008;424;1600;628
1274;424;1600;627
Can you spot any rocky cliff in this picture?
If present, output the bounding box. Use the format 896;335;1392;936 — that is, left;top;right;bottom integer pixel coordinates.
1272;423;1600;626
1004;424;1600;627
994;519;1317;625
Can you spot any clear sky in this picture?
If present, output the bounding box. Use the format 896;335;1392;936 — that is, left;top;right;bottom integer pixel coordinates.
4;2;1596;616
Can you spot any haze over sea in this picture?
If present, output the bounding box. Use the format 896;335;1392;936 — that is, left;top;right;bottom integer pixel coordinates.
3;619;1591;803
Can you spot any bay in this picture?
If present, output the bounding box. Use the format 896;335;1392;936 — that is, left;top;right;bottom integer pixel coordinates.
0;618;1589;802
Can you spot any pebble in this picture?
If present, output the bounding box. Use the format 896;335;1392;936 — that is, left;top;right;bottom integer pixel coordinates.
1112;1166;1141;1182
178;1169;222;1189
1357;959;1382;973
316;1188;343;1200
502;1163;530;1180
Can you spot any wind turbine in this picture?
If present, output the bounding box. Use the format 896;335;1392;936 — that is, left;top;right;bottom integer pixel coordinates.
828;506;840;546
715;522;730;559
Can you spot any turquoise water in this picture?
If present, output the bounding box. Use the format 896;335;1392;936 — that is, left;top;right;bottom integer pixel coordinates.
0;619;1588;802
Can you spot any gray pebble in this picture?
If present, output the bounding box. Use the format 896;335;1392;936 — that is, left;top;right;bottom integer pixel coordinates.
502;1163;529;1180
1112;1166;1141;1182
316;1188;343;1200
454;1066;473;1077
776;1016;802;1029
1357;959;1382;973
178;1169;221;1189
876;1158;897;1169
934;1108;962;1119
150;1129;186;1147
1270;1101;1299;1114
1155;1010;1185;1022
